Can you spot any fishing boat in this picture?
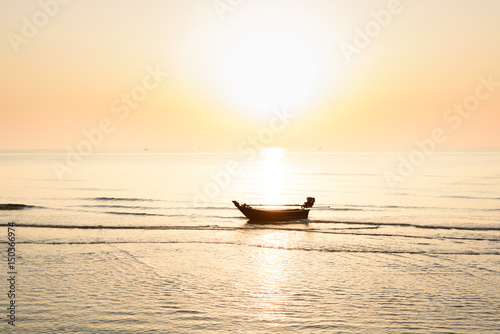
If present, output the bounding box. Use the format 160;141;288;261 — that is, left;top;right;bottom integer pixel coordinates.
232;197;315;222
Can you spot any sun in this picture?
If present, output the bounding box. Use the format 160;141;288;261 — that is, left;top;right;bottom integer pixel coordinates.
222;29;319;114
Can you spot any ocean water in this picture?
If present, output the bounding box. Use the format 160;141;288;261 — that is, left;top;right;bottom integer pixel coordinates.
1;149;499;333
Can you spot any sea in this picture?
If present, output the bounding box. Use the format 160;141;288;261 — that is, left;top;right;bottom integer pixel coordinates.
1;148;499;333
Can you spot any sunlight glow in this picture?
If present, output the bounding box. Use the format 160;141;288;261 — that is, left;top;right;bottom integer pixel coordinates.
223;31;319;113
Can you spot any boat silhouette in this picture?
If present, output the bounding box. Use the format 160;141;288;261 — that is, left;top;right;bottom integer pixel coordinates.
232;197;315;222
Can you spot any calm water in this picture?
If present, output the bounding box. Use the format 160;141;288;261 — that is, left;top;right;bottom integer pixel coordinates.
1;149;499;333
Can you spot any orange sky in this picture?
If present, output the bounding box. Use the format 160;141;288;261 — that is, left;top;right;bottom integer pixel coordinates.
1;0;499;150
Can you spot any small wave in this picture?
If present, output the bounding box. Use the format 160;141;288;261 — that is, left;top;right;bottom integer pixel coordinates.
102;211;168;217
0;203;39;210
2;223;499;242
310;219;500;231
328;204;431;211
87;197;159;202
10;239;500;255
0;223;221;230
183;206;235;210
446;195;500;201
75;204;155;210
329;207;364;211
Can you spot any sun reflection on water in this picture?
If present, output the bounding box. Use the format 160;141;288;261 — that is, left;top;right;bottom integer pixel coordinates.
260;148;285;204
247;232;293;324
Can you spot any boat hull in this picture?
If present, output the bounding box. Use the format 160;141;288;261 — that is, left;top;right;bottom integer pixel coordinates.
233;201;310;222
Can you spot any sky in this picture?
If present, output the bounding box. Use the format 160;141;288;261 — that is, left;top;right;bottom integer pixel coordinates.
1;0;499;150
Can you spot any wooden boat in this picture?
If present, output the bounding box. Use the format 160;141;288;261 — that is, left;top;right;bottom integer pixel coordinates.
232;197;315;222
